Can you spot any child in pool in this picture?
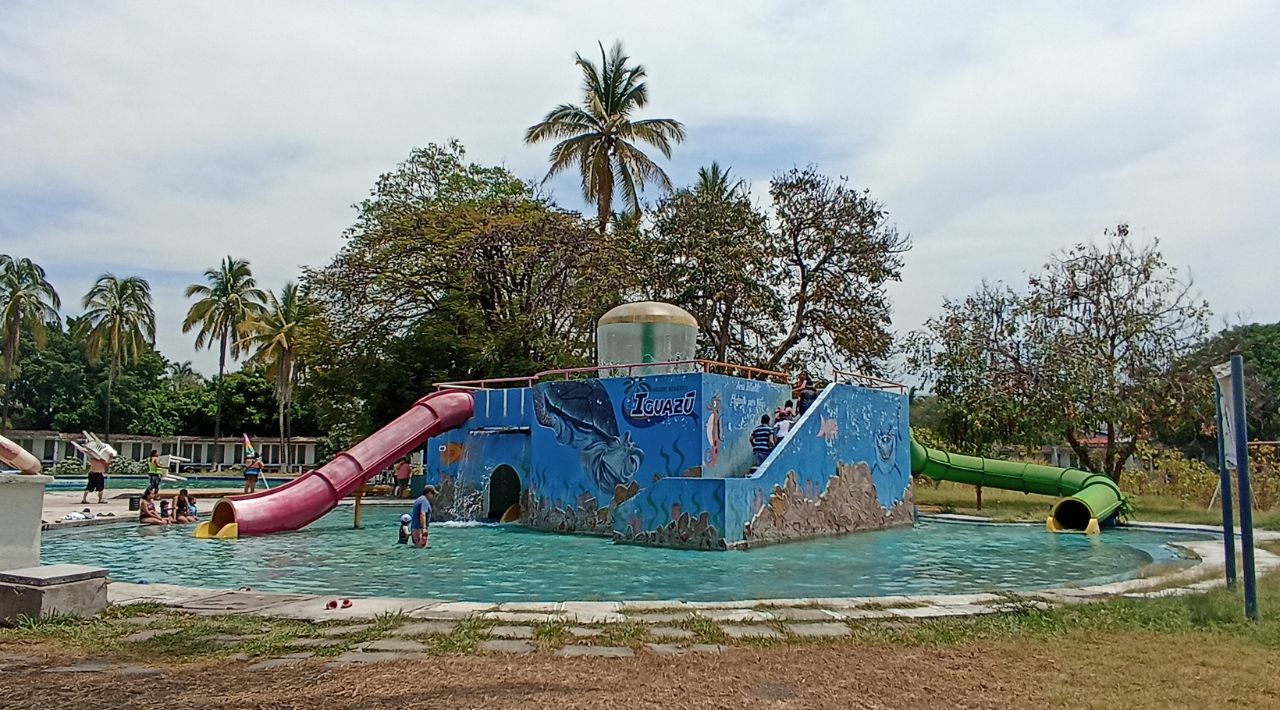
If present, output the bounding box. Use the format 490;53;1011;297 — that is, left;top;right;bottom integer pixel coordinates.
397;513;411;544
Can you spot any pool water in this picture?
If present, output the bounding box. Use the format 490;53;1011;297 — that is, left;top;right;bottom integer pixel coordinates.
39;507;1207;603
46;477;272;491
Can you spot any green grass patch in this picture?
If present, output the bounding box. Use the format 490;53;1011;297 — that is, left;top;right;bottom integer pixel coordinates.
597;621;647;648
532;621;566;650
680;616;727;645
427;618;491;655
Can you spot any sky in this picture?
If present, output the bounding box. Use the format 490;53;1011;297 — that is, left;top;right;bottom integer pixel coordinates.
2;0;1278;377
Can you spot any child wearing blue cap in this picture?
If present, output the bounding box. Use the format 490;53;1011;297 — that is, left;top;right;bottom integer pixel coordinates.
397;513;411;544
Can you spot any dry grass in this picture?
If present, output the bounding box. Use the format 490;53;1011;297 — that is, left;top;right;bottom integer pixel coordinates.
916;480;1280;528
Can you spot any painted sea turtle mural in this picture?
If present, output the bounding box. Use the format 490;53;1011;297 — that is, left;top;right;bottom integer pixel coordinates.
534;380;644;491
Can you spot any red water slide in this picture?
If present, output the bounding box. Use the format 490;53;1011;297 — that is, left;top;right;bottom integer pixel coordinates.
195;390;473;538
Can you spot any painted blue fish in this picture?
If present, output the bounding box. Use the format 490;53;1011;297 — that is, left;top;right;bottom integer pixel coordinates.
534;380;643;491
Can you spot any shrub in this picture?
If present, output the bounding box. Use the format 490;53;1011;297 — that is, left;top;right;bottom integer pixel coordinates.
108;458;150;476
52;458;87;476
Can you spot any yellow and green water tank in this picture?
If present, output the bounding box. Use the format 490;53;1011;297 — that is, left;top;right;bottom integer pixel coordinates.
597;302;698;374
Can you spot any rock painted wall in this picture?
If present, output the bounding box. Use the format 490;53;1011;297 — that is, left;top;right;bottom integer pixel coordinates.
725;383;913;546
425;378;913;549
614;383;914;549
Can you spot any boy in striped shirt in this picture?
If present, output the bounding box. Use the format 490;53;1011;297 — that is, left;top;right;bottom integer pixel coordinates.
751;415;776;466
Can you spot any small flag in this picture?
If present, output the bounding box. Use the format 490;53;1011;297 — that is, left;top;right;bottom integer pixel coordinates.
243;434;256;459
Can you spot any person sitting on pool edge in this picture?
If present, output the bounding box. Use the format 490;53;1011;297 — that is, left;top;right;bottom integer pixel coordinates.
138;489;170;526
411;485;436;549
243;454;262;493
171;489;198;524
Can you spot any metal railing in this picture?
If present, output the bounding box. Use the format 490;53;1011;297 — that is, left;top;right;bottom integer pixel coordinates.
832;369;907;394
436;359;790;391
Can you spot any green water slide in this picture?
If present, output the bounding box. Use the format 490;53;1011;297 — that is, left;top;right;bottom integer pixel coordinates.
909;438;1125;534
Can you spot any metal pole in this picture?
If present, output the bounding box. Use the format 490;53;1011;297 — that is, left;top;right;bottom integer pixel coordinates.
1230;355;1259;620
1214;379;1236;587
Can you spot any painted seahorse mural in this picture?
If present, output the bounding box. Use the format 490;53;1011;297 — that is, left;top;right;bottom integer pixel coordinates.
534;380;644;491
705;393;722;466
871;400;908;508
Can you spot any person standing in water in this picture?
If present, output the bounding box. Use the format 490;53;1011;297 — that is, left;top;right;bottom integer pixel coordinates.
411;485;436;548
146;449;164;496
397;513;411;544
243;454;262;493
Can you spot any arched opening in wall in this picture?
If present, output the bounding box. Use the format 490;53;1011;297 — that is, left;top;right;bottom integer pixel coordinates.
486;465;521;522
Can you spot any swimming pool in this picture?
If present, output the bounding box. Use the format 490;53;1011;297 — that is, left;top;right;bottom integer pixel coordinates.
39;507;1209;603
45;476;277;491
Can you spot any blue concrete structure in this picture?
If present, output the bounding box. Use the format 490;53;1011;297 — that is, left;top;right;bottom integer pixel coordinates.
424;371;914;550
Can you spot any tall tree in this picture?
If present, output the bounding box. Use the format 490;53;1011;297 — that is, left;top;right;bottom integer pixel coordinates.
766;167;911;372
303;142;625;441
642;166;782;363
908;226;1210;481
693;162;745;201
525;40;686;231
245;282;308;472
166;361;204;389
0;255;61;433
77;274;157;440
182;256;267;442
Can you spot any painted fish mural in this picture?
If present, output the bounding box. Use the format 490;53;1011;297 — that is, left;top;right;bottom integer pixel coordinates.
534;380;644;491
438;442;466;466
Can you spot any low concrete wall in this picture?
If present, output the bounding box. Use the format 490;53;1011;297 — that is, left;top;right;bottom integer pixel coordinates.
0;564;108;622
0;473;52;571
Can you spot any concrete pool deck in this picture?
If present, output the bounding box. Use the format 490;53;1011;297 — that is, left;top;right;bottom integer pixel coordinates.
39;489;417;530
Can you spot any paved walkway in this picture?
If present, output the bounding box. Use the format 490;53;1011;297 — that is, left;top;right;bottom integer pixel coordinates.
85;539;1279;673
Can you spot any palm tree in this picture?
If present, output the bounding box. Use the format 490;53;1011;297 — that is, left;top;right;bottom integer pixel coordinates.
77;275;156;441
693;162;745;200
167;361;203;389
525;40;686;231
244;282;307;473
182;256;267;442
0;255;61;434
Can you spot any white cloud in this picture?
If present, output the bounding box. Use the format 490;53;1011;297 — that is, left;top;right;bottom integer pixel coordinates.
1;0;1277;376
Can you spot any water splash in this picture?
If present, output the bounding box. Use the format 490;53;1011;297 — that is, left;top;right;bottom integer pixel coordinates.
447;488;485;521
434;520;498;529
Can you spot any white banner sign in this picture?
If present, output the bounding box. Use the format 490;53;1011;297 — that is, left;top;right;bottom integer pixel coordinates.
1212;362;1237;467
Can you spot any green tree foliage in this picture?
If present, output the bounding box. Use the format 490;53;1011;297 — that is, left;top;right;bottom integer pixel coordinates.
5;318;299;440
637;164;909;374
766;167;910;372
76;274;157;440
0;255;61;433
182;256;267;441
525;40;685;231
908;226;1210;481
1167;322;1280;449
303;142;627;441
7;322;98;432
244;282;310;470
640;164;783;363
